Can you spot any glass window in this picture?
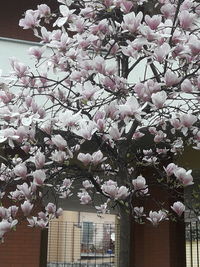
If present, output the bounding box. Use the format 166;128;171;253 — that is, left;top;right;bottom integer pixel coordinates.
82;222;94;244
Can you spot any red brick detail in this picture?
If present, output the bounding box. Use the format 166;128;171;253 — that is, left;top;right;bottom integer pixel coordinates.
130;189;186;267
0;222;42;267
0;0;58;41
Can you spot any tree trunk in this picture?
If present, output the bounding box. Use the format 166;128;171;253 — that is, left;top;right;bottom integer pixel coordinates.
117;141;132;267
118;204;131;267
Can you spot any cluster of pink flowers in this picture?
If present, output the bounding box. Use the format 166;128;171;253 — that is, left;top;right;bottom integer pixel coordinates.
0;0;199;237
164;163;194;186
101;180;130;200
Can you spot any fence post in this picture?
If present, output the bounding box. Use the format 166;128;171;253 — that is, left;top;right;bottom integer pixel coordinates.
115;216;120;267
39;228;48;267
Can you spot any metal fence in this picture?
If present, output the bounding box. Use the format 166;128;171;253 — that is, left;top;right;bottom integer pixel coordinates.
186;221;200;267
47;221;119;267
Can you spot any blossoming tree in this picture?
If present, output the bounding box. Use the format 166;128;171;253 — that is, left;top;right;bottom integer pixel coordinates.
0;0;200;266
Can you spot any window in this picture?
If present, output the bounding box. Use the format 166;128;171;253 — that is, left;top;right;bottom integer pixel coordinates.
82;222;94;244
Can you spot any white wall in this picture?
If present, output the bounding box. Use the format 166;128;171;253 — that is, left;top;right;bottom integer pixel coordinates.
0;38;37;74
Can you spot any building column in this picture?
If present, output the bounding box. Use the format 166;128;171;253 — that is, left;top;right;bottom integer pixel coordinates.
130;219;186;267
129;184;186;267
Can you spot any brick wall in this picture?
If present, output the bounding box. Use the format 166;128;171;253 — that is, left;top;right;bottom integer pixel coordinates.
0;186;47;267
130;166;186;267
0;221;42;267
0;0;58;41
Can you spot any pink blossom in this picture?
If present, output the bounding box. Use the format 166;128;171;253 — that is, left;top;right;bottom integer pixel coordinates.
80;6;94;18
120;1;133;13
69;17;87;33
0;219;18;239
180;0;194;11
40;27;52;43
0;91;14;104
14;163;27;178
55;208;63;218
37;4;51;18
51;134;67;150
82;180;94;189
74;121;97;140
164;163;178;176
77;153;92;166
116;186;129;200
145;15;162;30
77;151;106;166
180;114;197;128
77;191;92;204
151;91;167;108
15;126;28;142
95;203;109;214
38;212;48;221
132;176;148;195
91;19;110;35
188;36;200;56
41;121;52;135
58;110;81;128
118;96;141;119
35;151;45;169
93;56;106;74
28;46;44;60
170;118;181;130
134;81;161;101
94;111;105;123
16;183;32;199
154;131;166;143
147;210;167;226
179;10;196;29
8;206;19;218
109;126;122;140
101;180;118;199
132;131;145;140
96;119;105;132
161;3;176;18
139;25;158;41
45;203;56;214
51;150;67;163
21;200;33;216
80;81;100;100
134;207;145;218
164;70;180;86
171;201;185;216
121;11;143;33
54;5;75;27
62;178;73;189
181;79;193;93
0;208;7;219
122;38;147;57
154;43;170;63
33;170;46;186
174;168;193;186
10;59;29;78
19;10;40;29
104;103;118;119
27;217;39;227
92;151;107;165
59;189;72;199
103;0;114;7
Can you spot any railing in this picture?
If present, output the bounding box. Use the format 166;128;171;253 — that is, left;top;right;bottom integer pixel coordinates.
186;221;200;267
47;221;119;267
